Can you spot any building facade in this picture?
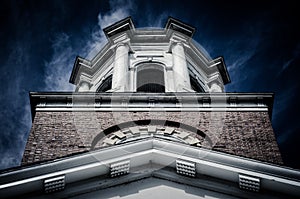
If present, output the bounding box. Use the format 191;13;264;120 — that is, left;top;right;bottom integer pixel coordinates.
1;17;299;199
22;17;282;165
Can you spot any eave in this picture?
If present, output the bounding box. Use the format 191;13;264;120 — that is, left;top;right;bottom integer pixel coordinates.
103;16;135;39
165;16;196;38
0;138;299;198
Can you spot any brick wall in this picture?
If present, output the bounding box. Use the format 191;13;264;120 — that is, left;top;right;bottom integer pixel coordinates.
21;111;283;165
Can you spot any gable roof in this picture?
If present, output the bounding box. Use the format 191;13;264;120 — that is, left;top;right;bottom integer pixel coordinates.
1;138;300;198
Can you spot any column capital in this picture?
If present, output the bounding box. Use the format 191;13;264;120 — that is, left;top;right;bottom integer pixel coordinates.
209;82;223;92
78;80;92;92
116;41;129;48
78;76;92;85
168;35;190;53
113;40;133;53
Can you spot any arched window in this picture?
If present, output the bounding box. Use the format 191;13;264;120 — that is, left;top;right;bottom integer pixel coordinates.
136;64;165;93
190;75;205;93
97;75;112;92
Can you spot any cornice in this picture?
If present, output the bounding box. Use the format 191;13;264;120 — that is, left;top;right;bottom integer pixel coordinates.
103;16;135;39
165;16;196;38
1;139;299;198
29;92;274;121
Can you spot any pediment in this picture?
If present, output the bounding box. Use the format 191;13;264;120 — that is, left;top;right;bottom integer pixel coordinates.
1;138;299;198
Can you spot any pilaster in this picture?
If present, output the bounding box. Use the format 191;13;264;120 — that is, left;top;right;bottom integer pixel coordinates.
111;42;130;92
171;41;192;91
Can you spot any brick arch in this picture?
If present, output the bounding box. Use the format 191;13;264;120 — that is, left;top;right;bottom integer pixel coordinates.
91;119;212;150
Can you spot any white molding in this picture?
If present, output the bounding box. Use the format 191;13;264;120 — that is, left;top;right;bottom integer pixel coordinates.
1;139;299;197
35;107;269;112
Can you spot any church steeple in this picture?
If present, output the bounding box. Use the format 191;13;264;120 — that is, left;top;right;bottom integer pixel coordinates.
69;17;230;93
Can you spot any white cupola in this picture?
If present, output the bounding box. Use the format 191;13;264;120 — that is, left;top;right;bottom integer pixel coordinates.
69;17;230;93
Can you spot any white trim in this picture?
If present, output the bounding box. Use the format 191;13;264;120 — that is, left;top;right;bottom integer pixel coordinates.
35;107;269;112
0;150;151;190
107;23;130;35
0;162;101;189
1;139;299;196
79;62;90;68
170;23;193;34
209;61;221;67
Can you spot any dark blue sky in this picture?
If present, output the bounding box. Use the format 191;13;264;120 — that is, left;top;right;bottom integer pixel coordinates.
0;0;299;170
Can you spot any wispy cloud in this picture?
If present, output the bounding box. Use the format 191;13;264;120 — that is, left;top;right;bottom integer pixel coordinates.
43;0;134;91
0;43;32;170
277;43;300;77
226;51;254;89
44;33;76;91
223;38;261;91
98;0;133;28
0;0;136;171
82;0;134;60
144;12;169;28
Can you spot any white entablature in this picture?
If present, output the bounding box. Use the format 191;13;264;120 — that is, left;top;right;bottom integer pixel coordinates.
69;17;231;93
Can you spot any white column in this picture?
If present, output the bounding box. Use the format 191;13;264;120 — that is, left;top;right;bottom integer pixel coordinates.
78;81;90;92
165;70;175;92
112;43;129;92
172;42;191;92
129;68;135;92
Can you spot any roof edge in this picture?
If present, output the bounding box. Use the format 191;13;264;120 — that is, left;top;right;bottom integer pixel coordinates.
103;16;135;39
1;139;299;197
165;16;196;38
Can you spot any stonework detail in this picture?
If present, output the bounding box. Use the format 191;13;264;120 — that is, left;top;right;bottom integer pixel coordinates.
22;111;283;165
93;124;210;149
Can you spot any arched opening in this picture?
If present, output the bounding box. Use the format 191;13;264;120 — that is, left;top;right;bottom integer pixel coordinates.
190;75;205;93
137;64;165;93
97;75;112;92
